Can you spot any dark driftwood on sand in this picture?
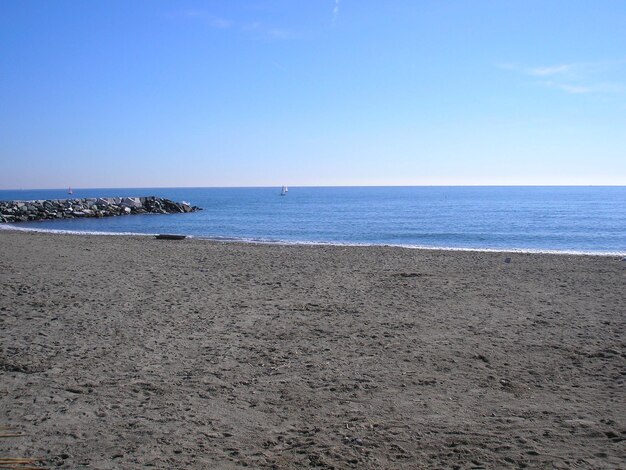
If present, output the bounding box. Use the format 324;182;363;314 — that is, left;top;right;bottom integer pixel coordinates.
155;234;187;240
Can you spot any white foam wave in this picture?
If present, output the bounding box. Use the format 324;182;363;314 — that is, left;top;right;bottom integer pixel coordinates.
196;235;626;257
0;224;152;237
2;224;623;256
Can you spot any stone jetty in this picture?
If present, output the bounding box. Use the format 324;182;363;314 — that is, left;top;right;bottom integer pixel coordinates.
0;196;202;224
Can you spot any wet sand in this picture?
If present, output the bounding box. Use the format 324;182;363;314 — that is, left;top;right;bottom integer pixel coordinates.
0;230;624;469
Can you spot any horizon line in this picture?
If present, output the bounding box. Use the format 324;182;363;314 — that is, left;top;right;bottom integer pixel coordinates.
1;184;625;191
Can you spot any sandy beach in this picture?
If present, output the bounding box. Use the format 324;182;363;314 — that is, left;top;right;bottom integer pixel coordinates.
0;230;624;469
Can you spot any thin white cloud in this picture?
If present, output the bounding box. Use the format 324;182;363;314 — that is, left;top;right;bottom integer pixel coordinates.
241;22;295;40
178;10;233;29
174;10;293;40
211;18;233;29
542;81;591;94
333;0;340;23
497;62;575;77
499;60;625;95
180;9;204;18
543;81;626;94
528;64;573;76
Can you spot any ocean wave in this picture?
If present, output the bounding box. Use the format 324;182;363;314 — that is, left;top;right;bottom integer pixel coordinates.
2;224;623;256
194;234;626;257
0;223;152;237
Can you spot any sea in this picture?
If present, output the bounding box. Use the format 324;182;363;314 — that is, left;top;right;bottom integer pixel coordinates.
1;186;625;255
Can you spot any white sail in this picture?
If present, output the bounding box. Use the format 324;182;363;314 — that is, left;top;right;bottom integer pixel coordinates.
280;186;287;196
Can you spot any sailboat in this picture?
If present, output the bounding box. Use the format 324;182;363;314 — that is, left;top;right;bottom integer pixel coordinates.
67;187;73;195
280;186;288;196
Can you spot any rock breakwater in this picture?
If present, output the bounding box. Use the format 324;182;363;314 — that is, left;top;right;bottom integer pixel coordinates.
0;196;202;223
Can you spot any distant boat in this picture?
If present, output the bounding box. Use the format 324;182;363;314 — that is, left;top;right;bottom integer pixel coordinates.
67;187;73;195
280;186;288;196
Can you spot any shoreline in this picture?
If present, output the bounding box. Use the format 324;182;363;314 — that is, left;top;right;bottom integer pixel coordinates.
1;230;624;468
1;224;624;257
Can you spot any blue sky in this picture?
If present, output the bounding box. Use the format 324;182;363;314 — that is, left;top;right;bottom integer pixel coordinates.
1;0;625;188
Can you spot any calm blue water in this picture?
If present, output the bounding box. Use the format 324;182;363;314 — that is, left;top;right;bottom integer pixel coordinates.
1;187;625;254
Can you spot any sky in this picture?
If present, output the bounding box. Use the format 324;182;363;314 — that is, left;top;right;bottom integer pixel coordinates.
1;0;625;188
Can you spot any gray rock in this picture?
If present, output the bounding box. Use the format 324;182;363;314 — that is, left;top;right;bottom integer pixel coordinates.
0;196;201;223
121;197;142;208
